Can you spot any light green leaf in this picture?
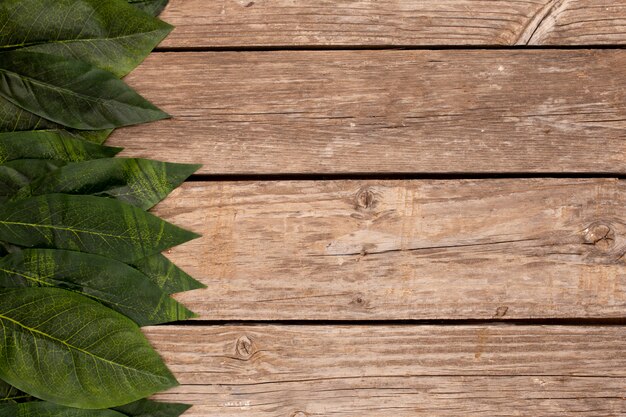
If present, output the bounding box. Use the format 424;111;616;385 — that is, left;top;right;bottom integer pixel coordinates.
0;0;172;78
0;249;195;326
128;0;169;17
0;51;168;130
0;287;178;409
0;401;128;416
0;131;120;164
0;380;32;404
114;399;191;417
0;194;199;262
132;253;205;294
15;158;200;210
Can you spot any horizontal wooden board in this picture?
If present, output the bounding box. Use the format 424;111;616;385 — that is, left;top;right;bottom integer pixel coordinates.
146;325;626;416
156;178;626;320
114;50;626;174
158;0;626;48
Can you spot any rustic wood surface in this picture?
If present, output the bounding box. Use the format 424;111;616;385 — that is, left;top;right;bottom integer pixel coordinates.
158;0;626;48
155;178;626;320
114;50;626;174
125;2;626;414
145;325;626;416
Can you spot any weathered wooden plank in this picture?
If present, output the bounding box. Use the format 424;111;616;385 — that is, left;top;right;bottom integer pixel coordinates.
146;325;626;416
113;50;626;174
156;178;626;320
158;0;626;48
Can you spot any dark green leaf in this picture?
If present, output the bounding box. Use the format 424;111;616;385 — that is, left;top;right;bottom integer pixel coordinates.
0;194;199;262
132;253;205;294
0;402;127;416
0;160;67;205
0;167;28;203
0;287;178;409
0;99;52;132
0;380;32;404
0;249;195;326
0;97;113;142
128;0;169;16
0;51;168;130
15;158;200;210
0;131;120;164
3;160;68;181
0;0;172;78
73;129;114;145
114;399;191;417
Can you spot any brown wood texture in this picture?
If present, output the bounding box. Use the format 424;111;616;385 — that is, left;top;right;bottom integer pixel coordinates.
146;325;626;416
158;0;626;48
155;178;626;320
113;50;626;175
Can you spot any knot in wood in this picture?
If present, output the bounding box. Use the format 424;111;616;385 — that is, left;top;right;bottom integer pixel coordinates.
291;412;308;417
494;306;508;318
355;187;376;210
235;335;255;359
583;222;615;251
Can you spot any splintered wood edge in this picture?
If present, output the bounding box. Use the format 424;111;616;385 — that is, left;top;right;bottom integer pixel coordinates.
158;0;626;47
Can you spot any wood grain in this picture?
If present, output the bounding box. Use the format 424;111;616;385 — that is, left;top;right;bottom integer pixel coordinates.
146;325;626;416
113;50;626;175
158;0;626;48
155;178;626;320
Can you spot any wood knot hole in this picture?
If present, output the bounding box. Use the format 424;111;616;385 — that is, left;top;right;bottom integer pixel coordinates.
494;306;508;318
583;222;615;251
235;335;255;359
355;187;376;210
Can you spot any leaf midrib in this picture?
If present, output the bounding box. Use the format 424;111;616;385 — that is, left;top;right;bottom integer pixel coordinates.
0;67;138;108
0;219;141;242
0;266;146;314
0;311;170;382
0;27;170;51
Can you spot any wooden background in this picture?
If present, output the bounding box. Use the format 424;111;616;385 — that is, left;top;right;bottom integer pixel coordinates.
116;1;626;415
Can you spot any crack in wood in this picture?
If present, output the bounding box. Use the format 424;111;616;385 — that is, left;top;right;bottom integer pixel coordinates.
516;0;568;45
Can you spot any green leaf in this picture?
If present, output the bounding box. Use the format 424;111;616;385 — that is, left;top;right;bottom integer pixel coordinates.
114;399;191;417
0;131;120;164
0;98;113;142
15;158;200;210
0;158;67;203
0;249;195;326
128;0;169;17
73;129;114;145
0;166;28;203
0;380;32;404
0;194;199;262
0;287;178;409
0;402;127;416
0;0;172;78
0;99;52;132
3;160;68;181
0;51;168;130
132;253;205;294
